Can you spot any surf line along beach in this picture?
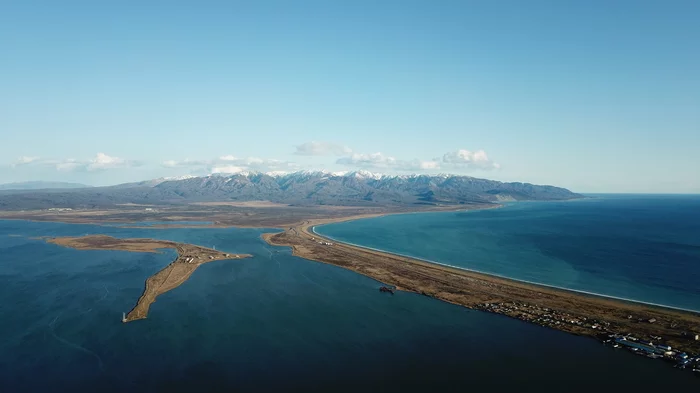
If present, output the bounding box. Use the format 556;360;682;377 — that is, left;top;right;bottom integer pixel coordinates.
263;216;700;358
45;235;251;322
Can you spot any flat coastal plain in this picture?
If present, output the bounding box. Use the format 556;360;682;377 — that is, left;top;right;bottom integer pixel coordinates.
47;235;251;322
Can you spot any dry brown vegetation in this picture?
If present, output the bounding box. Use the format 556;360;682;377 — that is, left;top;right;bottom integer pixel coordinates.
265;219;700;354
48;235;251;322
0;203;482;228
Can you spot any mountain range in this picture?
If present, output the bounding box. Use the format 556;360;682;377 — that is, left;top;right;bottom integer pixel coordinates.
0;171;581;210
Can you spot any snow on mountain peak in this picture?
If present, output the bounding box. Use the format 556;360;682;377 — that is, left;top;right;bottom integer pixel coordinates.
265;171;289;177
152;170;460;184
349;170;384;180
163;175;197;181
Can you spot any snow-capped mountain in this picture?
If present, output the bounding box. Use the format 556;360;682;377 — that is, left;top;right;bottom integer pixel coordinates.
0;170;581;209
146;171;580;205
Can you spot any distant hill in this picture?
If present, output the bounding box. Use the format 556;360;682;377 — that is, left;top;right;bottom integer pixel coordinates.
0;171;581;210
0;181;92;191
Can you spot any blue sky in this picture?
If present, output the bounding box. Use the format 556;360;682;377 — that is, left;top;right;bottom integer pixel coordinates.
1;0;698;192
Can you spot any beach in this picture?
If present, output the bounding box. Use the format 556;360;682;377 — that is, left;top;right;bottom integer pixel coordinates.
263;216;700;356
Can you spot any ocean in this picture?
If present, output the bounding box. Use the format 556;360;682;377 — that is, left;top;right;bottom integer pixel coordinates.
317;194;700;312
1;200;699;392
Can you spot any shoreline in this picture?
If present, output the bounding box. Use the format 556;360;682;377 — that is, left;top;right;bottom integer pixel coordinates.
311;224;700;314
263;213;700;362
7;202;699;367
46;235;252;322
0;203;499;229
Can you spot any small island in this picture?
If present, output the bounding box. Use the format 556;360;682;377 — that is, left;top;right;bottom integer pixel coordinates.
46;235;251;322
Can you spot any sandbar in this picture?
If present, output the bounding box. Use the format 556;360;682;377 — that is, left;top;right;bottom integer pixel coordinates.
264;218;700;355
47;235;251;322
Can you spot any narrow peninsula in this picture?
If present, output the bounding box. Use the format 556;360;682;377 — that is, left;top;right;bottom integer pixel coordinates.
264;219;700;356
47;235;251;322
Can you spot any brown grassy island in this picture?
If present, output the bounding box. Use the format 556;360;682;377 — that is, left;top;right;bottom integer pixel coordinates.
264;218;700;357
46;235;251;322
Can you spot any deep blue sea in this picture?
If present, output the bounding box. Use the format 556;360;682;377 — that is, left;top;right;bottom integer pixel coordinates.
1;200;699;392
317;194;700;312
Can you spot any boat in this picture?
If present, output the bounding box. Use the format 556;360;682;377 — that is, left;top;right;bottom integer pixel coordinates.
379;286;394;295
122;312;127;323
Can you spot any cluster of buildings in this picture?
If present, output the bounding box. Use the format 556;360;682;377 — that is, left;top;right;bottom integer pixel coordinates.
181;253;235;264
182;256;200;264
476;301;700;374
477;301;609;331
609;335;700;371
310;237;333;246
47;208;72;212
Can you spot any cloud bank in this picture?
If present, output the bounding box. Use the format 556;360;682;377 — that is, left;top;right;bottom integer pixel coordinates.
11;153;141;172
162;155;299;175
335;149;499;172
441;149;500;170
9;145;498;180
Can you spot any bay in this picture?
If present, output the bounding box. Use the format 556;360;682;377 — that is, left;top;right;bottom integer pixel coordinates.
1;217;697;392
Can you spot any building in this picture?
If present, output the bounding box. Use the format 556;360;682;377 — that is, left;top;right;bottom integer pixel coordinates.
615;338;665;355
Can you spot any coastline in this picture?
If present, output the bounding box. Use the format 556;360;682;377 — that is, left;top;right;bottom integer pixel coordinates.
46;235;252;322
263;213;700;359
9;201;699;363
311;224;700;314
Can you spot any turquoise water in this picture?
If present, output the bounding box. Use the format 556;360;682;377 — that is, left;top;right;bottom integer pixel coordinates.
1;218;698;391
317;195;700;312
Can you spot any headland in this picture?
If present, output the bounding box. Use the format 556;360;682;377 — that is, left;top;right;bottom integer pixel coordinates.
46;235;251;322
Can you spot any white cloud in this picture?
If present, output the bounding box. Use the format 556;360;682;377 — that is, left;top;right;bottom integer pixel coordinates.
337;153;445;172
336;148;499;172
162;154;299;174
294;141;353;156
441;149;499;170
162;158;209;168
415;160;441;170
10;153;140;171
12;156;40;167
85;153;138;171
56;159;80;171
211;165;246;174
336;152;397;168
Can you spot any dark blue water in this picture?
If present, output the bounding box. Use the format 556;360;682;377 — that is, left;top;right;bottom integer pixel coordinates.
1;218;697;392
317;195;700;312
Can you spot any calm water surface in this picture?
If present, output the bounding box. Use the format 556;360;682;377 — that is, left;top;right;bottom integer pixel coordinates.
317;195;700;311
1;216;698;392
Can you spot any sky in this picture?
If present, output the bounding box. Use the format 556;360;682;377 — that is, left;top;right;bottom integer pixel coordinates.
1;0;698;193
